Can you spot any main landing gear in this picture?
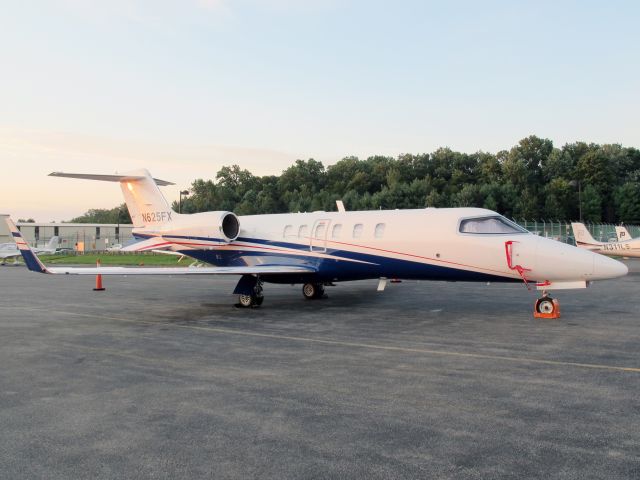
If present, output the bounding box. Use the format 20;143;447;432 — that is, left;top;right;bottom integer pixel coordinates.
234;275;330;308
235;276;264;308
237;287;264;308
533;291;560;319
302;282;326;300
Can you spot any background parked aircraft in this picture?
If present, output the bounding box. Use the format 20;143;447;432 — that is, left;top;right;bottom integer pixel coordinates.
615;225;632;242
0;236;59;264
572;222;640;258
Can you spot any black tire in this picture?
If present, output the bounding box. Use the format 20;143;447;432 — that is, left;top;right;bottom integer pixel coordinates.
254;295;264;306
302;283;325;299
302;283;316;299
238;294;254;307
535;296;556;314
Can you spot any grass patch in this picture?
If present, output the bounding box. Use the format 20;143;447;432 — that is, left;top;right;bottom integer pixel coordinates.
38;253;189;266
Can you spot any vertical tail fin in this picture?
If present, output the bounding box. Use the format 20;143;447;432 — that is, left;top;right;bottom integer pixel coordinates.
571;222;601;246
117;169;175;227
45;236;60;251
615;226;631;242
49;169;175;228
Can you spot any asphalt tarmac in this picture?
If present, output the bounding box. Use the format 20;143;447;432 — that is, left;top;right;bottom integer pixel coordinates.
1;262;639;479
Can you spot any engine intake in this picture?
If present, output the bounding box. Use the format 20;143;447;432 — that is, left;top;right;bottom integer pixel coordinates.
219;212;240;242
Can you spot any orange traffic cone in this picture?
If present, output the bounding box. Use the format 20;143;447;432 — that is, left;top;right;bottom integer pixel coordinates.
93;259;105;291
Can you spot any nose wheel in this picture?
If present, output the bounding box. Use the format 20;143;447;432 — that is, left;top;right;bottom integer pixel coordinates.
534;292;560;319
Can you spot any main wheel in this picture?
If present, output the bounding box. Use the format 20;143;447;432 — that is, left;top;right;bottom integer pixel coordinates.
238;294;254;307
302;283;324;299
535;296;556;314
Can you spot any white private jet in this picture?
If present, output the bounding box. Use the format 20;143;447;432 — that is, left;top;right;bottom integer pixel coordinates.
0;236;60;264
572;222;640;258
2;169;628;316
615;225;632;242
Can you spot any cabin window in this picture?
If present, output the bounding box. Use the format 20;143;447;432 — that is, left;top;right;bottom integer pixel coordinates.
459;216;527;234
283;225;293;238
374;223;386;238
314;223;326;239
332;224;342;239
353;223;363;239
298;225;309;239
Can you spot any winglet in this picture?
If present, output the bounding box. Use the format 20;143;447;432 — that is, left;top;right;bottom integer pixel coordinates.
2;216;49;273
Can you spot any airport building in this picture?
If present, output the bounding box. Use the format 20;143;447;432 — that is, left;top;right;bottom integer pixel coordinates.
0;221;134;251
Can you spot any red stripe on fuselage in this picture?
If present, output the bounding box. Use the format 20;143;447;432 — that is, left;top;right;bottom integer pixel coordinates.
150;235;516;277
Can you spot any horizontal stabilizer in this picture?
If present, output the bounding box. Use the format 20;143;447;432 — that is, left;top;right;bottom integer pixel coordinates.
49;172;174;186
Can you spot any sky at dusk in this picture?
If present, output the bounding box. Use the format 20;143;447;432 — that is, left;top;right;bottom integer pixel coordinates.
1;0;639;221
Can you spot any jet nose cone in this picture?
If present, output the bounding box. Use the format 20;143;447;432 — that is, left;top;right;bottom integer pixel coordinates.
593;254;628;280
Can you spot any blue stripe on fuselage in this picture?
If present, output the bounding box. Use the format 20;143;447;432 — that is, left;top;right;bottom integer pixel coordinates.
176;243;515;284
134;232;515;283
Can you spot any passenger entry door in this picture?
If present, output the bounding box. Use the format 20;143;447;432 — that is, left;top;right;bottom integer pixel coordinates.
310;219;331;252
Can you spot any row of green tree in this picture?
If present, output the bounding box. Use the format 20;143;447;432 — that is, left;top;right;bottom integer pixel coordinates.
70;136;640;224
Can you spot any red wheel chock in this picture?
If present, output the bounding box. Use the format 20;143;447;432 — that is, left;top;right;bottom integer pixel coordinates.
533;297;560;319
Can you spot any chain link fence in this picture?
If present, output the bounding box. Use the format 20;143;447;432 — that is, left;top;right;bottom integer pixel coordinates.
516;220;640;245
8;220;639;252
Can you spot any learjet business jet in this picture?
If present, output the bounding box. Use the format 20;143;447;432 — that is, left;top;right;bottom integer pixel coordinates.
3;169;628;316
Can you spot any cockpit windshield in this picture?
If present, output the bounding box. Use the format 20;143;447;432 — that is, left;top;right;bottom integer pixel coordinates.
459;216;528;234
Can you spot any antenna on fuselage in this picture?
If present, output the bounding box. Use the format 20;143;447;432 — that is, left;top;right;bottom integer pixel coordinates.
336;200;346;212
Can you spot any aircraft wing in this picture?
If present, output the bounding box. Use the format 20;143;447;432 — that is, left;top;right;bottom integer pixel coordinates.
45;265;315;275
0;250;20;260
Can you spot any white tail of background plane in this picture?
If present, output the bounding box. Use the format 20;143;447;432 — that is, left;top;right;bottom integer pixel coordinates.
49;169;175;228
44;236;59;251
571;222;601;246
615;225;631;242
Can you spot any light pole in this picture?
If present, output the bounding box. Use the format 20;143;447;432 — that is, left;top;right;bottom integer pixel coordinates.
179;190;189;213
570;180;582;222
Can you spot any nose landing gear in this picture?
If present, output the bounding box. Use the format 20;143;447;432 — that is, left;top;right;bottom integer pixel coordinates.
534;291;560;319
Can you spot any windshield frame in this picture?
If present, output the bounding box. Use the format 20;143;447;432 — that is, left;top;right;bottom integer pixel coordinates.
457;215;529;235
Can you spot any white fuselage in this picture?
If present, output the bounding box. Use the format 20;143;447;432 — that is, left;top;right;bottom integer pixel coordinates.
132;207;626;287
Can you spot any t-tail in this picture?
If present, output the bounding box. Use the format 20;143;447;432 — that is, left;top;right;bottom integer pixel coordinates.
48;169;175;228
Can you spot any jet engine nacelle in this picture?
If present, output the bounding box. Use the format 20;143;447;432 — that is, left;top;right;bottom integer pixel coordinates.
215;211;240;242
